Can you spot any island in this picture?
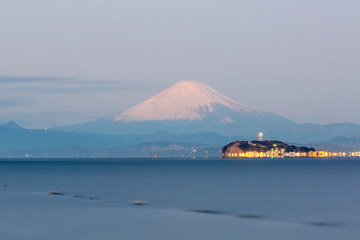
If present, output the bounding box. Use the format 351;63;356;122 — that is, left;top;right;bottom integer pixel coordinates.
221;140;316;158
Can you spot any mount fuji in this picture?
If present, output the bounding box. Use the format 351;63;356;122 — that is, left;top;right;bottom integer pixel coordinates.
57;81;297;139
114;81;257;122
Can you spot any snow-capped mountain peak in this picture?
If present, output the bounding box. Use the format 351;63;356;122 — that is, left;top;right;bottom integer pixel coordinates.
114;81;256;122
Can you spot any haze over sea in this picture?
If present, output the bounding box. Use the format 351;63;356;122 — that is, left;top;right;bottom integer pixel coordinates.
1;158;360;240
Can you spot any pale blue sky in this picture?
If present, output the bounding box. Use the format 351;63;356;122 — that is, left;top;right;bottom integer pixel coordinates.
0;0;359;128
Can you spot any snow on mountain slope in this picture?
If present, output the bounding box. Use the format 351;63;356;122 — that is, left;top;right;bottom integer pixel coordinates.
115;81;257;122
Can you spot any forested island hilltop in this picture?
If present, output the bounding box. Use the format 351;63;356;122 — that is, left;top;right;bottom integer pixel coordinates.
221;140;316;158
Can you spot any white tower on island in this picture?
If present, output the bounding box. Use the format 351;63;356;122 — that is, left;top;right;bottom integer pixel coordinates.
258;132;263;141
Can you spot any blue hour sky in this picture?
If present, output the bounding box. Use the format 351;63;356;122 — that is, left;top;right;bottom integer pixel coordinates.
0;0;359;128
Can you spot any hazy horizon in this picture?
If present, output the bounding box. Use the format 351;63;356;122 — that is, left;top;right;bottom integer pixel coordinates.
1;0;359;128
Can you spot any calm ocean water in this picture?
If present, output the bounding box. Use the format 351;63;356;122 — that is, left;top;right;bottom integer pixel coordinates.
1;158;360;240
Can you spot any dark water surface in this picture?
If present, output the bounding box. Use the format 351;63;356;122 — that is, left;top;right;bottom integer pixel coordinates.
1;158;360;239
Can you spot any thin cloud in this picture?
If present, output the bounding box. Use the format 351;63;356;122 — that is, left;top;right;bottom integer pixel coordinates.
0;76;155;94
0;76;74;83
18;85;147;94
0;98;35;108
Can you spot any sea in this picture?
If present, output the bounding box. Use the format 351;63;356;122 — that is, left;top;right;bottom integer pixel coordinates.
1;158;360;240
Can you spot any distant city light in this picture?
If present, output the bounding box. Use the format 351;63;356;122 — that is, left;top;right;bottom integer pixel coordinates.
224;150;360;159
223;132;360;159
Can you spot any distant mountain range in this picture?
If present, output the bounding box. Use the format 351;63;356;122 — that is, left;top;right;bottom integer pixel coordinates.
0;121;231;158
54;81;360;143
0;121;359;158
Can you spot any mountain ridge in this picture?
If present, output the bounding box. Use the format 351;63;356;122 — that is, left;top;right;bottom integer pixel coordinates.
0;121;233;151
52;81;360;143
